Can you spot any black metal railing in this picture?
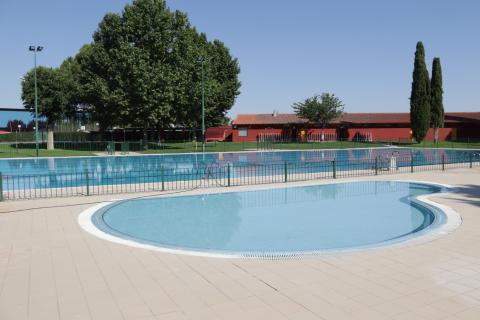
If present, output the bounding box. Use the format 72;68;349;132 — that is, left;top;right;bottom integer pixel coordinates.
1;153;479;201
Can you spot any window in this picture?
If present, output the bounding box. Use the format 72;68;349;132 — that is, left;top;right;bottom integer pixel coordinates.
238;127;248;137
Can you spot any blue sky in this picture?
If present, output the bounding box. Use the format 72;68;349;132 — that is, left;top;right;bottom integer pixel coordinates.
0;0;479;117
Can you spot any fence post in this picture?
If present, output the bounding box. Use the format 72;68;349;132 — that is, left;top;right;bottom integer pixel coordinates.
442;154;445;171
284;162;288;183
375;157;378;175
0;172;3;201
85;170;90;196
227;163;231;187
470;153;473;168
161;167;165;191
410;155;414;173
332;159;336;179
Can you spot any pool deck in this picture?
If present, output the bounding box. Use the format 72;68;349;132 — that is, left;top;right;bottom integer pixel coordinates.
1;168;480;319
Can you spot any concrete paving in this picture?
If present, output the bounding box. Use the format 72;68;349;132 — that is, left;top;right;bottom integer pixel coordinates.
0;168;479;319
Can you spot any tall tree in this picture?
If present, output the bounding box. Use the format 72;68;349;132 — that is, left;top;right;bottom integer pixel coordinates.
293;93;344;141
430;57;444;143
21;66;76;150
410;41;431;142
75;0;240;134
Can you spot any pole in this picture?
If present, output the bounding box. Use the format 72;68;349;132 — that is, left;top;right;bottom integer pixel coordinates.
227;163;231;187
34;49;39;157
332;159;336;179
85;170;90;196
201;58;205;153
0;172;3;201
161;167;165;191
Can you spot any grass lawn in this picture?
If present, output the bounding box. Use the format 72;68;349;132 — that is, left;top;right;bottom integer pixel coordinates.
0;140;478;159
0;146;96;158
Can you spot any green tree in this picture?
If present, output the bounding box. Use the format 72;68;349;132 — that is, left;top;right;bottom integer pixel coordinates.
292;93;344;141
430;57;444;143
75;0;240;135
410;41;431;142
21;66;76;150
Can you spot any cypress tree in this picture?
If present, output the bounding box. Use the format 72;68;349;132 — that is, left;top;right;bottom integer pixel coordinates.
430;57;444;143
410;41;431;142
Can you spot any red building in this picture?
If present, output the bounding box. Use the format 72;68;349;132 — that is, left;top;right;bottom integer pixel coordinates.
230;112;480;142
205;126;232;142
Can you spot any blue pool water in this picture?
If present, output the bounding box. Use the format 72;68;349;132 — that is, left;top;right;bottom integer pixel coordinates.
1;148;477;191
91;181;446;256
1;147;477;176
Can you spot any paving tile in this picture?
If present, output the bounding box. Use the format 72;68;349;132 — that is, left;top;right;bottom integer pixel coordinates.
1;170;480;319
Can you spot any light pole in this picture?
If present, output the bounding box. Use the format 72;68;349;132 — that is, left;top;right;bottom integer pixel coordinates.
16;124;21;154
200;57;206;153
29;45;43;157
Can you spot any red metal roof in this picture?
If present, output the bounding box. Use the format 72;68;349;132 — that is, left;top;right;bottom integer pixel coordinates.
233;112;480;126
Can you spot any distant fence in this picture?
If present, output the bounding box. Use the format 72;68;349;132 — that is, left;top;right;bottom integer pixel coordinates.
0;140;216;156
257;132;346;142
2;138;480;158
1;153;479;201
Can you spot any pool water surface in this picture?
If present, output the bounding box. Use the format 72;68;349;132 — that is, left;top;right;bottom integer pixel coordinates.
2;147;477;191
89;181;449;257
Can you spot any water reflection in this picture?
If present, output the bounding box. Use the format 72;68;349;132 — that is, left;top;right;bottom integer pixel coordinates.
97;181;442;253
102;192;242;249
1;148;477;190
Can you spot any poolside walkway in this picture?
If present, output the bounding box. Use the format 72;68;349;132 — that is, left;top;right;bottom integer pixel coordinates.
1;169;480;319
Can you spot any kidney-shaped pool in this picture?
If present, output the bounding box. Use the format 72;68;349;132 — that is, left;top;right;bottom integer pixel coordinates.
81;181;458;258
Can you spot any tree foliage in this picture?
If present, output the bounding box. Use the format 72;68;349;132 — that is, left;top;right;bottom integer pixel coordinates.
430;57;444;142
21;67;69;126
21;61;79;148
293;93;344;129
75;0;240;131
410;41;431;142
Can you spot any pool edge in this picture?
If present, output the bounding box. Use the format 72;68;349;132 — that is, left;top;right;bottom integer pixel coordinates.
77;180;462;259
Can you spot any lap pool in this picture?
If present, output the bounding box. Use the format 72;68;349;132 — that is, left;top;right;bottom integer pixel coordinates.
2;148;478;191
82;181;456;258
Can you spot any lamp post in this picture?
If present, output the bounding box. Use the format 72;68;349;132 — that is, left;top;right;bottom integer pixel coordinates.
16;124;21;154
200;57;206;153
29;45;43;157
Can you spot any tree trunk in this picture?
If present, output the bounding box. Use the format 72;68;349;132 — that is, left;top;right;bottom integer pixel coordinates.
47;123;55;150
433;127;439;144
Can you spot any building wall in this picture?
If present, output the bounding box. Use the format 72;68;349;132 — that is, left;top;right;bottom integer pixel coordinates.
232;126;285;142
232;125;461;142
347;127;454;142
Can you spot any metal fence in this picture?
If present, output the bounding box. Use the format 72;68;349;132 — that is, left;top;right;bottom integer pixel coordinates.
2;138;480;158
0;140;263;157
1;153;479;201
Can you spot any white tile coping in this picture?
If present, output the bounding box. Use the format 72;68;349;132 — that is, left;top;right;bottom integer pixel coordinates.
77;179;462;259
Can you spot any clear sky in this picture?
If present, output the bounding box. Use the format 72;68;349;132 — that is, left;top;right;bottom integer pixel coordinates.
1;0;479;117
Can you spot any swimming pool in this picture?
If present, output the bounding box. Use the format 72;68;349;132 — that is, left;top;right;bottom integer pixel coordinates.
82;181;455;257
2;147;478;195
2;147;477;176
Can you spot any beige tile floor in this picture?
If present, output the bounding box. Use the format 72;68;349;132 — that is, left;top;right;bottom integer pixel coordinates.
0;168;480;320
